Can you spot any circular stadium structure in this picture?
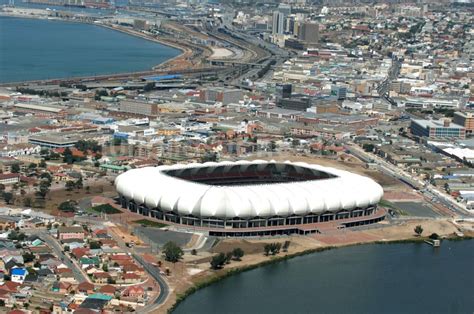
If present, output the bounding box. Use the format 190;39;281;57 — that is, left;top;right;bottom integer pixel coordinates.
115;160;385;236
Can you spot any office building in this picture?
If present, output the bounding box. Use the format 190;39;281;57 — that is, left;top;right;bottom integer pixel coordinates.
453;112;474;135
272;11;285;35
298;22;319;44
410;119;466;139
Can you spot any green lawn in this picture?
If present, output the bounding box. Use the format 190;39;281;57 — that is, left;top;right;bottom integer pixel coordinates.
133;219;168;228
87;204;122;214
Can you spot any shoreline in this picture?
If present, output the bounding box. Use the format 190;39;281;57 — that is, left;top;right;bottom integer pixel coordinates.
166;233;474;313
0;13;193;84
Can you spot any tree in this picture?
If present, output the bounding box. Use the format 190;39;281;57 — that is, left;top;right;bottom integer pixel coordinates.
210;253;227;270
36;181;50;199
22;252;35;263
40;172;52;184
11;163;20;173
28;163;37;171
63;147;74;164
264;244;271;256
39;160;47;168
264;243;282;256
0;184;4;193
89;241;102;250
102;264;109;272
2;192;13;205
268;141;277;152
64;245;70;252
58;201;75;212
225;251;233;264
191;249;197;255
362;143;375;152
429;233;439;240
232;248;244;261
94;89;108;100
414;225;423;236
162;241;183;263
65;180;76;191
75;178;83;190
23;197;33;207
75;140;101;153
282;241;290;252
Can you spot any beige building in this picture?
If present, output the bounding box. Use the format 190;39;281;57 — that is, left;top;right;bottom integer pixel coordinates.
118;100;159;117
453;112;474;135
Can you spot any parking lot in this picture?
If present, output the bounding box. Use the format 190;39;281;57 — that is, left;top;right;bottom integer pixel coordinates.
393;201;440;218
134;226;193;248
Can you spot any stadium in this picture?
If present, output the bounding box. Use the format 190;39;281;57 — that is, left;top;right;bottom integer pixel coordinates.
115;160;385;236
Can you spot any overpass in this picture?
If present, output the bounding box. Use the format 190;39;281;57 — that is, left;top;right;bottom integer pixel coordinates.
0;67;226;88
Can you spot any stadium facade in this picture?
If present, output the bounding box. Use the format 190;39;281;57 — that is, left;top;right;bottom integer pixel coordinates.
115;160;385;236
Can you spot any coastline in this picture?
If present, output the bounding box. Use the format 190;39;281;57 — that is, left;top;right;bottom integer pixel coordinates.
165;232;474;314
0;13;192;84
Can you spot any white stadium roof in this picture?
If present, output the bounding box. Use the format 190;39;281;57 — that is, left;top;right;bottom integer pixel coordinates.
115;160;383;219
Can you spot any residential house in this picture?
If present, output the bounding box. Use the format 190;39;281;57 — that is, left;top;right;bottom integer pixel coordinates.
122;285;145;300
98;285;116;297
11;267;28;284
77;281;95;295
0;173;20;185
71;248;90;260
121;272;141;284
57;226;85;241
92;272;111;284
79;256;100;269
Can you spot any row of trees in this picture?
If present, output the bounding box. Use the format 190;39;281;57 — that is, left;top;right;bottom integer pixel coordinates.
65;178;83;191
75;140;102;154
264;241;290;256
210;248;244;270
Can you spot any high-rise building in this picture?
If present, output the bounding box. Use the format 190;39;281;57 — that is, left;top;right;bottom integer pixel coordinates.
272;11;285;35
298;22;319;44
278;3;292;15
276;84;292;99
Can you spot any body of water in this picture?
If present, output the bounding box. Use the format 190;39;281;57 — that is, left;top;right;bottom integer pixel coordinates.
174;240;474;314
0;16;180;82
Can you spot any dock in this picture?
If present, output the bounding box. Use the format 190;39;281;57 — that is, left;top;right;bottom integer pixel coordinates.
425;239;441;247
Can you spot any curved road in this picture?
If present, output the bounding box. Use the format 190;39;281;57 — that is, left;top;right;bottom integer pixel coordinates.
106;226;170;312
132;253;170;311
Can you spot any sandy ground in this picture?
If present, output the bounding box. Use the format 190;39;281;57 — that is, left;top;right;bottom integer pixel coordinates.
209;47;234;59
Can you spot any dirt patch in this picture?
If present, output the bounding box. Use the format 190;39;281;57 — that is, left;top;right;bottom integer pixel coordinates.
211;239;269;255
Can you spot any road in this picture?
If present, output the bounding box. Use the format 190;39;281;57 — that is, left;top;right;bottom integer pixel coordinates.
132;253;170;312
347;143;471;217
30;229;88;283
107;226;170;312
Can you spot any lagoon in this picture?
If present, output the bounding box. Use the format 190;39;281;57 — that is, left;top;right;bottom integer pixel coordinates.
173;241;474;314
